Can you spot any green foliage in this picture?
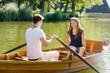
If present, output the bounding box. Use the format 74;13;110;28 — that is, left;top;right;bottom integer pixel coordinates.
45;11;65;20
0;0;104;21
81;0;103;9
32;9;38;15
94;0;103;5
45;11;73;20
69;11;80;17
62;13;70;20
45;12;54;20
53;11;63;20
19;3;33;21
0;8;3;21
0;3;33;21
0;3;19;21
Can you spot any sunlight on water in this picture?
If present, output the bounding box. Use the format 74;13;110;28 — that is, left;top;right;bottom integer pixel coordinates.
96;47;110;73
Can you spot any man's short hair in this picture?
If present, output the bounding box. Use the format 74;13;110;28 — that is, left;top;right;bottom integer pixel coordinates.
33;14;44;24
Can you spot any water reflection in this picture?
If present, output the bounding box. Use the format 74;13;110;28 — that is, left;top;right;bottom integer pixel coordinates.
0;22;33;53
80;18;110;41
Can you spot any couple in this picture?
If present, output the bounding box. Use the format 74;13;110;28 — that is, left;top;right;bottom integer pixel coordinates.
25;14;86;61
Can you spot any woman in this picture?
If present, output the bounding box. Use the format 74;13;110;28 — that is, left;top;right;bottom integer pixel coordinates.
63;17;86;57
25;14;59;61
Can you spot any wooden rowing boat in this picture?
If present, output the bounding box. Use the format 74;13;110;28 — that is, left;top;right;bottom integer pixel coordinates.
0;40;109;73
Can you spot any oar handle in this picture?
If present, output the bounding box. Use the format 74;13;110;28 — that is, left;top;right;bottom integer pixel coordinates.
3;43;26;54
56;37;100;73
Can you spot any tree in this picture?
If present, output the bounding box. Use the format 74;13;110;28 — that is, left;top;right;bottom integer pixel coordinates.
1;0;103;13
64;0;69;13
50;0;103;13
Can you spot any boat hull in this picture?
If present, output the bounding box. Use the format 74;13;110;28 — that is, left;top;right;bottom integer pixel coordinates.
0;40;109;73
0;50;107;73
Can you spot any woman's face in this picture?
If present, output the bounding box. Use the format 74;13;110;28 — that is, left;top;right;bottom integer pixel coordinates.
70;20;77;28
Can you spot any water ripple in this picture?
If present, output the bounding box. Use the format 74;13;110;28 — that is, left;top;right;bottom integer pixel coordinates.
97;47;110;73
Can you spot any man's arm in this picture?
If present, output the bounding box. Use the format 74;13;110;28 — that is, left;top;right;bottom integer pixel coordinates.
40;35;56;47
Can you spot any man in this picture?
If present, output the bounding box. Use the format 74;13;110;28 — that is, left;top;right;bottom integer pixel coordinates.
25;14;59;61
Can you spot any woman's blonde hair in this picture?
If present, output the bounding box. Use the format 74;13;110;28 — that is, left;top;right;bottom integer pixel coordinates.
68;17;83;38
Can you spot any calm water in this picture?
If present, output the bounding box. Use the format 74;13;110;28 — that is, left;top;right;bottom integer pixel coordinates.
0;17;110;73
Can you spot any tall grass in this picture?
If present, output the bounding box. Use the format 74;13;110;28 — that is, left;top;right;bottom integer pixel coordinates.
0;3;19;21
0;3;33;21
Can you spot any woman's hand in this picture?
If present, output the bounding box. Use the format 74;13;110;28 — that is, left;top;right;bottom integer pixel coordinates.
51;34;58;40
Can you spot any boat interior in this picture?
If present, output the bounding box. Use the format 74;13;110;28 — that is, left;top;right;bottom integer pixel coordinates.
0;40;104;61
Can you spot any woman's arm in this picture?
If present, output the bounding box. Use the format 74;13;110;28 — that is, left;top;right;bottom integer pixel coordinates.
81;31;86;48
60;33;70;47
64;33;70;43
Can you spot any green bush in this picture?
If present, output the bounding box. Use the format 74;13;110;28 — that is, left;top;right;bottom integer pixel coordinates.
62;13;70;20
45;11;65;20
53;11;63;20
19;3;33;21
0;8;3;21
0;3;19;21
45;12;53;20
32;9;38;16
69;11;80;18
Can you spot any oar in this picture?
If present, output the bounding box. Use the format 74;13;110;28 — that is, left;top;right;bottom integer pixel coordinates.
56;37;100;73
3;43;26;54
